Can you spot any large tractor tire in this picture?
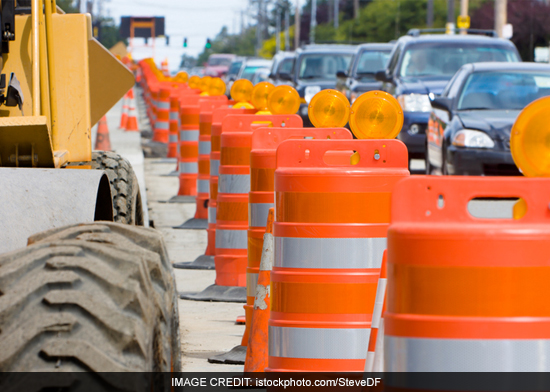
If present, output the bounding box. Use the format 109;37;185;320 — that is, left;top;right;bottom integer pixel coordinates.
91;151;144;226
0;223;181;391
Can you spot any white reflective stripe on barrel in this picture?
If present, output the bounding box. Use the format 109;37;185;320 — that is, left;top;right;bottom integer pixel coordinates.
179;162;198;173
216;229;248;249
198;179;210;194
247;272;259;297
249;203;275;227
269;326;370;359
274;237;386;269
371;278;387;329
218;174;250;194
169;112;179;121
157;101;170;109
199;141;211;155
210;159;220;176
169;134;178;143
180;130;199;141
208;207;217;224
384;337;550;372
155;121;169;130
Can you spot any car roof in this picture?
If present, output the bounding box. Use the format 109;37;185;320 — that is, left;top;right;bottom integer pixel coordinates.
297;44;357;54
244;59;272;67
465;62;550;72
397;34;515;47
356;43;394;51
273;51;295;59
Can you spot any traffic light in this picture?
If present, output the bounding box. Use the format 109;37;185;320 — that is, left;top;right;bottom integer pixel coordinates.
183;37;188;47
205;38;212;49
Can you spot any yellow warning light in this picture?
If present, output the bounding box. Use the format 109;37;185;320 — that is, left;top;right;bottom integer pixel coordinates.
208;78;227;96
188;75;201;89
267;85;300;115
199;76;212;92
510;96;550;177
175;71;189;83
349;91;403;139
251;82;275;111
308;89;350;128
231;79;254;103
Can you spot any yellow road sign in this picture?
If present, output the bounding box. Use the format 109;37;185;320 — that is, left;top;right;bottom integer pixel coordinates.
457;15;470;29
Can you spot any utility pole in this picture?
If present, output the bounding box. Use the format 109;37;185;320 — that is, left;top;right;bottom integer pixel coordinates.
256;0;263;55
495;0;507;38
353;0;359;19
295;0;301;49
459;0;468;35
446;0;455;34
310;0;317;44
334;0;339;29
284;8;290;50
276;6;281;53
427;0;434;27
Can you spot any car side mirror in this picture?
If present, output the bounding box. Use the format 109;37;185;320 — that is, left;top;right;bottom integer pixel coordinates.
336;71;348;79
431;97;453;113
375;70;391;83
279;72;292;81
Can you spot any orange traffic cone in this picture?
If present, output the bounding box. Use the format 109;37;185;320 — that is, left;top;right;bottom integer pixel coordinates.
119;91;129;129
244;208;275;372
365;250;387;373
125;89;139;132
94;116;111;151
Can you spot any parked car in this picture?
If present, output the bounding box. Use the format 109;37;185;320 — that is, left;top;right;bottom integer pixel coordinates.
336;43;394;103
377;29;521;160
204;54;236;78
283;45;356;126
268;51;296;85
427;62;550;176
225;58;272;96
251;68;271;84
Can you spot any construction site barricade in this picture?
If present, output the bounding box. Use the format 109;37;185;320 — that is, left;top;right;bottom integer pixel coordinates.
177;95;201;196
215;114;303;288
152;87;170;143
385;176;550;373
268;139;409;372
167;95;180;158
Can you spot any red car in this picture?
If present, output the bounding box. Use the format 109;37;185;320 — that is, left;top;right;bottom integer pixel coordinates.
204;54;236;78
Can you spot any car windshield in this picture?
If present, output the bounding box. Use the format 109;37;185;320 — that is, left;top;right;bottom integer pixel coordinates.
278;58;294;74
354;50;391;78
241;66;262;81
458;71;550;110
400;44;519;78
208;57;232;67
298;53;353;81
227;61;242;76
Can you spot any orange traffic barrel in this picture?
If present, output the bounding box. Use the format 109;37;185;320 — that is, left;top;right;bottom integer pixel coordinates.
167;95;180;158
176;95;201;197
246;127;353;356
385;176;550;373
152;87;170;143
215;114;303;289
267;139;409;372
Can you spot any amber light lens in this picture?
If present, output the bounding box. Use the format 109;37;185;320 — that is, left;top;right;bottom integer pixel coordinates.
208;77;227;96
231;79;254;103
199;76;212;92
188;75;201;89
251;82;275;111
349;90;403;139
510;96;550;177
308;89;350;128
267;85;300;115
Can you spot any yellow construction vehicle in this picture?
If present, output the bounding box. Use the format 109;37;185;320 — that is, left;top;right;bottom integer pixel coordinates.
0;0;181;385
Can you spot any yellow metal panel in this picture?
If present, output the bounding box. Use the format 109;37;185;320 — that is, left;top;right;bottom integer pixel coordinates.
88;38;135;126
51;13;92;162
0;116;54;167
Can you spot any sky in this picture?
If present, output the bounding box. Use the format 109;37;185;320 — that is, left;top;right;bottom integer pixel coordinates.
105;0;299;71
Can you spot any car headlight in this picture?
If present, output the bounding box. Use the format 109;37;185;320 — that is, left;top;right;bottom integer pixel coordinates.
397;94;432;112
305;86;322;103
452;129;495;149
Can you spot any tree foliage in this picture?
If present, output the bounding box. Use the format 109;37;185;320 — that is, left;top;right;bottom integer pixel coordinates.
197;26;257;65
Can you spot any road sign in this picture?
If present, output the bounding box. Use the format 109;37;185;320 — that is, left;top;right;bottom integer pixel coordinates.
457;15;470;29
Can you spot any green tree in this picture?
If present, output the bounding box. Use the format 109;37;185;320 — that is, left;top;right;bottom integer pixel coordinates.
197;26;257;65
56;0;79;13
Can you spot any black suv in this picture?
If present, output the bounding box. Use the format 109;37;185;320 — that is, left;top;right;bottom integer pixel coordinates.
280;44;357;126
376;29;521;160
337;43;394;103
